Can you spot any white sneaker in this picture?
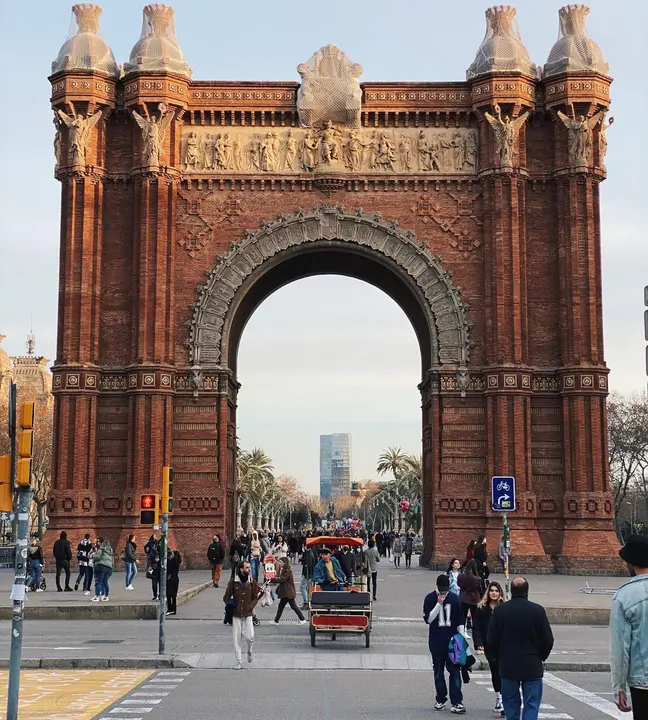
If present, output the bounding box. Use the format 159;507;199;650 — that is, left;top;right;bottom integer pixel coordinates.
84;591;90;596
235;661;242;670
494;698;503;713
126;585;134;590
299;619;307;625
101;597;109;602
273;620;280;625
36;588;44;593
91;596;100;602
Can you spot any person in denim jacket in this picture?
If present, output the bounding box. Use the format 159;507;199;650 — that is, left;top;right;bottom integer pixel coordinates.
610;535;648;718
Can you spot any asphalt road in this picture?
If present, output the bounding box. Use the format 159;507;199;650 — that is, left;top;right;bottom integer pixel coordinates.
94;670;625;720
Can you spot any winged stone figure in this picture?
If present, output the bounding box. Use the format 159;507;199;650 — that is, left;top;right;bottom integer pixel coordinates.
484;103;529;168
57;106;103;166
556;105;604;168
132;103;175;167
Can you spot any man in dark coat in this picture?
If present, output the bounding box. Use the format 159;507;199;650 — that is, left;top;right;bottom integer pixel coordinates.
53;531;73;592
487;577;554;720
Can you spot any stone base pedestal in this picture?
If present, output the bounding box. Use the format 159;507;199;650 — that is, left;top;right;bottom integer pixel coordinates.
555;525;625;575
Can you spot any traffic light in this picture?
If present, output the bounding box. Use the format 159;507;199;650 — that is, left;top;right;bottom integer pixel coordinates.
140;493;160;525
162;466;174;514
0;455;11;512
16;402;35;488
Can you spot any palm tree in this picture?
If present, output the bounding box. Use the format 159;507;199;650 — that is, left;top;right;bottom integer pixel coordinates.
376;446;409;480
236;447;275;528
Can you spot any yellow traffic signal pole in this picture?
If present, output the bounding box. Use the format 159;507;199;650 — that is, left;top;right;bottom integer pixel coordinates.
7;397;35;720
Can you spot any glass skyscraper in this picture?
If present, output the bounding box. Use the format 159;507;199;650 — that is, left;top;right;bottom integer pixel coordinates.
319;433;352;500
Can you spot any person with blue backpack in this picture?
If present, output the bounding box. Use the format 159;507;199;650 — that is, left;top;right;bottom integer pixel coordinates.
424;573;467;714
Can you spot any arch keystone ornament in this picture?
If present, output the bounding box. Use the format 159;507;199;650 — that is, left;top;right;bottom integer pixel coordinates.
189;205;471;371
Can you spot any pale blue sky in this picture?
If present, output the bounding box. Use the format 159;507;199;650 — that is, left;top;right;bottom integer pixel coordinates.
0;2;646;493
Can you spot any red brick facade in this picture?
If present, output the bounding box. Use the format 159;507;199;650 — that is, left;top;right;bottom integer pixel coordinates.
48;15;620;572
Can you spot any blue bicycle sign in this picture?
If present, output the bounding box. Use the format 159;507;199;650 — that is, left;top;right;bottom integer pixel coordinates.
492;476;516;511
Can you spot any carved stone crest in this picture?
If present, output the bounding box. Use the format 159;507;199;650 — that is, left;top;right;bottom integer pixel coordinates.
297;45;363;128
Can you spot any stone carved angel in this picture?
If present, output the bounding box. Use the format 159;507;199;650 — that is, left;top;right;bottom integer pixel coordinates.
484;103;529;168
556;105;605;168
132;103;174;167
189;364;203;399
57;105;103;166
53;114;63;169
598;114;614;170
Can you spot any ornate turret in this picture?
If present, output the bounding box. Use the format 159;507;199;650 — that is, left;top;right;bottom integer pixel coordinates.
544;5;609;78
467;6;537;79
124;4;192;78
51;4;118;77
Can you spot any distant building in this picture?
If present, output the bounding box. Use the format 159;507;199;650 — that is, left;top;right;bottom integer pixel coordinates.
0;333;52;404
320;433;352;500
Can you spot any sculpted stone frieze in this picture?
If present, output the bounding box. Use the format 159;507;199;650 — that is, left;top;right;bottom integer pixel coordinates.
188;206;471;369
180;125;478;175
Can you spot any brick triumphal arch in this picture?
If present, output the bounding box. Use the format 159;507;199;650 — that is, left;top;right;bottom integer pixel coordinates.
49;3;619;569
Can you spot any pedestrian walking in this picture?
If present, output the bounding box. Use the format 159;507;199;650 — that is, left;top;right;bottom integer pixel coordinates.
610;535;648;718
474;535;490;589
364;539;380;600
92;537;114;602
249;530;262;581
299;543;316;608
272;557;307;624
207;534;225;587
404;533;414;568
335;545;355;582
53;530;73;592
223;560;261;669
74;533;92;591
25;538;44;592
166;548;182;615
424;574;466;714
392;534;403;568
487;577;554;720
271;533;288;560
458;559;482;631
473;581;505;715
84;540;96;595
123;533;138;589
229;535;244;580
144;533;160;600
446;558;461;596
465;539;476;563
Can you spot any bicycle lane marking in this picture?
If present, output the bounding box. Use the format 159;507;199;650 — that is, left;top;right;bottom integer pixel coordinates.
0;669;153;719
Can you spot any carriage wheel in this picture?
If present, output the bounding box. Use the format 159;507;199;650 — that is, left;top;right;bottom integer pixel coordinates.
365;629;371;648
331;633;336;641
310;626;316;648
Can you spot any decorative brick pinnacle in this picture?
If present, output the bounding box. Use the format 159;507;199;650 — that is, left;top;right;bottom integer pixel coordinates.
485;5;517;29
559;5;590;32
72;3;102;34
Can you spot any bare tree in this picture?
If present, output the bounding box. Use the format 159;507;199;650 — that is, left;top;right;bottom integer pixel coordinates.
608;392;648;522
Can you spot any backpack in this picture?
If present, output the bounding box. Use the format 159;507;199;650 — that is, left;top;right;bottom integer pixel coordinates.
448;633;469;666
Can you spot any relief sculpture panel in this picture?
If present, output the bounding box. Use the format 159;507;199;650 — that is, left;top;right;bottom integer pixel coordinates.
180;125;478;175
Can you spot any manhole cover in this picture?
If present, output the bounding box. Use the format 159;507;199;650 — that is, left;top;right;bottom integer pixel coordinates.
84;639;124;645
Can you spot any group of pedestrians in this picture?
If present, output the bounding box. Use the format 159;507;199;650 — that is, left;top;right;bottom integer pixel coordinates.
24;530;181;615
425;572;554;718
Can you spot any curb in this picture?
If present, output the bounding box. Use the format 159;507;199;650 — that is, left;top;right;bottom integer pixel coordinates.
0;656;610;672
0;581;211;621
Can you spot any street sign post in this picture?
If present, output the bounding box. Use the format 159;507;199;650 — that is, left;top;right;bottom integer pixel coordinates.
491;476;516;599
491;476;516;512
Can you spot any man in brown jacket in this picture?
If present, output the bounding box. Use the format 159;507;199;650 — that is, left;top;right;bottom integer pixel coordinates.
223;560;261;669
